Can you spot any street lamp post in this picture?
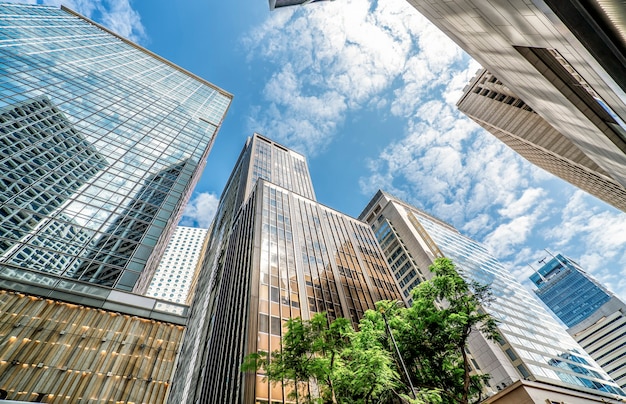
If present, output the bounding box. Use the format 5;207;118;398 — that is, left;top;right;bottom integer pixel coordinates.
380;303;417;400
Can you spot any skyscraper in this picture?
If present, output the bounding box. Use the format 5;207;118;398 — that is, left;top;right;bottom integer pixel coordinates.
0;3;232;292
360;191;624;400
170;134;403;403
269;0;332;10
531;254;626;390
457;69;626;212
406;0;626;207
0;3;231;402
531;254;612;329
145;225;208;305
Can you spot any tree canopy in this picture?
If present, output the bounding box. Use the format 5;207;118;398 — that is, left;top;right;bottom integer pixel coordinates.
242;257;499;404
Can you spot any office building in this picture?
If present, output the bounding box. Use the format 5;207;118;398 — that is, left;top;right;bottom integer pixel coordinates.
531;254;626;389
145;226;208;305
530;254;612;328
458;69;626;212
0;3;232;293
170;134;403;403
359;191;624;400
0;3;231;402
269;0;332;10
407;0;626;211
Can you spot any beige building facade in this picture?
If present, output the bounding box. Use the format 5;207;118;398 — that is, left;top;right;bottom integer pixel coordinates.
359;191;624;400
458;69;626;212
0;287;188;403
407;0;626;210
484;379;626;404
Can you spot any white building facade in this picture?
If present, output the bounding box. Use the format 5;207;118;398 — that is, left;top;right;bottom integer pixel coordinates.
146;226;208;305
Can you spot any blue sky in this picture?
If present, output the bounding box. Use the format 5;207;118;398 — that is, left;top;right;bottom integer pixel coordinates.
20;0;626;301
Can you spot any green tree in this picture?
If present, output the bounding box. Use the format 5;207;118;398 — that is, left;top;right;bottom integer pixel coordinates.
242;312;402;403
333;310;402;403
242;258;498;404
389;257;499;404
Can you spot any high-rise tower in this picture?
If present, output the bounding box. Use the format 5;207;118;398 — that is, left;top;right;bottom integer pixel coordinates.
269;0;332;10
145;225;208;305
457;69;626;212
531;254;626;390
0;3;232;293
360;191;624;401
406;0;626;209
170;134;403;403
0;4;231;402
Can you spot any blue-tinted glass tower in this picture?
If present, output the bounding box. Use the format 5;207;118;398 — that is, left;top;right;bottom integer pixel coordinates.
531;254;611;328
531;254;626;390
0;4;232;292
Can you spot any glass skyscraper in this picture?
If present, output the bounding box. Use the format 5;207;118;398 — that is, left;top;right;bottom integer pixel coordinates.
532;254;626;390
0;4;232;292
360;191;624;400
531;254;611;328
170;134;403;404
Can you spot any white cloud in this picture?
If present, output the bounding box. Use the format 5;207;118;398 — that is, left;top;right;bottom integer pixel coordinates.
96;0;146;43
181;192;220;229
483;215;538;258
8;0;147;43
498;188;547;219
241;0;626;305
461;213;492;235
244;0;428;155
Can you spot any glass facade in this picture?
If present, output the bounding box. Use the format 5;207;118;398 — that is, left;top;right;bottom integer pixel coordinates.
0;4;231;292
531;254;626;390
170;134;404;404
360;191;624;398
531;254;611;328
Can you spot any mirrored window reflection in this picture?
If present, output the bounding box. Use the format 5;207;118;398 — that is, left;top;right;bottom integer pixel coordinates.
0;4;230;290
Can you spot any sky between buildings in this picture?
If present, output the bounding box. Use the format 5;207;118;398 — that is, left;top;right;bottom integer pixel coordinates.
12;0;626;302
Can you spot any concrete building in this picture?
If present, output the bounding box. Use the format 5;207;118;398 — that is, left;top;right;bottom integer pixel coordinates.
0;3;231;402
359;191;624;401
531;254;626;390
145;226;208;305
482;379;626;404
406;0;626;211
457;69;626;212
169;134;404;403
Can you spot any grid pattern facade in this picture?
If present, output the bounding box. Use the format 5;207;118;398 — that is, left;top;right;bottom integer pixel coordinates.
170;135;404;404
458;69;626;213
145;226;208;305
359;191;624;398
0;4;231;292
373;219;425;304
574;307;626;390
250;134;315;201
531;255;611;328
532;255;626;389
407;0;626;209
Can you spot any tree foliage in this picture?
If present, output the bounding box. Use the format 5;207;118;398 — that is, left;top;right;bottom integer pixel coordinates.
390;257;500;404
242;312;400;403
242;257;499;404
